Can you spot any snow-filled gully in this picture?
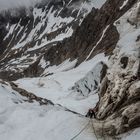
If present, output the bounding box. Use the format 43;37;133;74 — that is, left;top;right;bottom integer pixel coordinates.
10;82;101;140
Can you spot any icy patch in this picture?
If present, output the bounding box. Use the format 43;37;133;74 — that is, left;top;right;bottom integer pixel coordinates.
120;0;129;10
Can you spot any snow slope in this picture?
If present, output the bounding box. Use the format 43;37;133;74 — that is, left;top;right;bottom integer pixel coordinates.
0;79;97;140
16;53;108;114
0;51;140;140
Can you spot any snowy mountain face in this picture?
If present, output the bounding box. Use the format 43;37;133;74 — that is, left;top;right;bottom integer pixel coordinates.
0;0;140;140
0;0;136;81
0;0;98;80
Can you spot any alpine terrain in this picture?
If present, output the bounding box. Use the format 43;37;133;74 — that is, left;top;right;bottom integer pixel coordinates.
0;0;140;139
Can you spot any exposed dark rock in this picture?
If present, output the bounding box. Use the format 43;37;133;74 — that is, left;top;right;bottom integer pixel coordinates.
120;56;129;69
100;62;108;82
23;56;44;78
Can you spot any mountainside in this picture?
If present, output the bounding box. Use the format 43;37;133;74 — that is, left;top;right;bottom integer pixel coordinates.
0;0;140;140
0;0;100;80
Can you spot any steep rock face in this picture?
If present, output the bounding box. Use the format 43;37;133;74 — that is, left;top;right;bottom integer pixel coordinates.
93;2;140;136
95;55;140;136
